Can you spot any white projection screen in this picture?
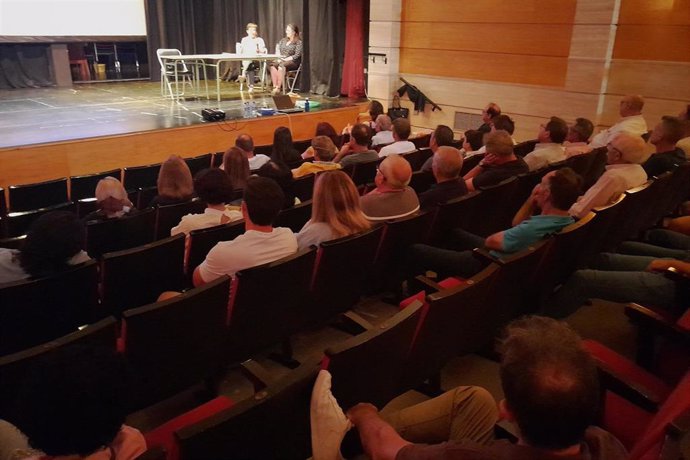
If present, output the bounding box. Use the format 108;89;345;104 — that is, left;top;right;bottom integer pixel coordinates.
0;0;147;36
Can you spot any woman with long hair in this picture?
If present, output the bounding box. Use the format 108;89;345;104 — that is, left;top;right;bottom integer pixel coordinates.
271;126;302;166
296;170;370;249
150;155;194;207
223;146;250;191
270;23;303;94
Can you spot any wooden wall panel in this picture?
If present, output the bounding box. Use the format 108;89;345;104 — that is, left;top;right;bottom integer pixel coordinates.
613;25;690;62
618;0;690;25
607;60;690;101
400;23;572;56
401;0;577;24
400;49;568;87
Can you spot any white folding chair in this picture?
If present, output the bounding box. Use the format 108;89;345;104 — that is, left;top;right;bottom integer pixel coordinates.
284;63;302;95
156;49;194;99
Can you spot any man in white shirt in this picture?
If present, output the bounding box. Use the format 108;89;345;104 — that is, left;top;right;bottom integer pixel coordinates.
371;115;394;147
235;134;269;170
239;23;267;93
378;118;416;158
523;116;568;171
193;176;297;286
589;95;648;149
569;132;650;218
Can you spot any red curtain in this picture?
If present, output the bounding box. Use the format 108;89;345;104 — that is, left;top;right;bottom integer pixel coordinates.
340;0;366;98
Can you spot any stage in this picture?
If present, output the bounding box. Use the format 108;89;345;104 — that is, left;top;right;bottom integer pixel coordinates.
0;81;367;189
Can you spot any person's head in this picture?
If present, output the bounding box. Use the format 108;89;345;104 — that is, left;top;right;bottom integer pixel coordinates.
18;211;86;279
374;114;392;133
482;102;501;124
620;95;645;117
607;132;650;165
256;161;295;208
157;155;194;200
376;154;412;190
242;176;285;226
94;176;131;216
538;116;568;144
533;168;583;211
498;316;599;450
350;123;372;147
649;116;686;148
392;117;411;141
368;100;385;121
286;24;300;41
567;118;594;143
315;122;339;145
194;168;234;205
484;130;515;158
235;134;255;155
432;146;463;182
312;171;371;238
272;126;295;165
430;125;454;152
223;146;250;190
246;22;258;38
312;135;337;162
14;345;131;457
491;114;515;135
463;129;484;152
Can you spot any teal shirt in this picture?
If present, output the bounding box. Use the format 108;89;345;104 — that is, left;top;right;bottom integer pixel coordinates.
489;214;574;258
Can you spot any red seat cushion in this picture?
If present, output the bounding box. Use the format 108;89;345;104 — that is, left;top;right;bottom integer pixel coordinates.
144;395;233;460
398;277;466;310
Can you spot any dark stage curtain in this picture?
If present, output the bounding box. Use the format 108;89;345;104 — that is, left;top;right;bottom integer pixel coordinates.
340;0;365;98
145;0;351;96
0;45;54;89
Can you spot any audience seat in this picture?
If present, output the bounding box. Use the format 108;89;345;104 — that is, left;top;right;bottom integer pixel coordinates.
101;234;186;317
598;181;654;251
0;234;26;250
513;139;538;157
471;176;520;236
290;173;315;202
410;133;431;150
155;199;206;240
663;162;690;216
123;163;161;191
351;158;381;187
564;152;596;179
0;259;101;356
408;170;434;195
70;168;121;201
121;276;231;410
85;207;156;258
212;152;224;168
639;171;675;231
0;188;7;217
426;191;481;245
402;148;432;171
460;154;483;176
583;147;607;190
136;186;159;209
274;199;312;233
184;154;213;177
76;197;99;218
8;178;69;212
186;220;245;281
293;139;313;152
1;202;76;238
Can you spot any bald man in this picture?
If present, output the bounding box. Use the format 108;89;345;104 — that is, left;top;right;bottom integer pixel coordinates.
419;146;468;210
360;155;420;221
589;95;648;148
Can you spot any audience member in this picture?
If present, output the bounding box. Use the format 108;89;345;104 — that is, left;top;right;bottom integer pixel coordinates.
223;146;251;191
256;160;297;208
318;316;625;460
564;117;594;158
478;102;501;133
642;115;687;177
348;100;385;133
193;176;297;286
570;132;649;218
409;168;579;278
84;176;137;221
0;211;90;285
360;155;420;221
419;146;467;210
171;168;242;236
234;134;269;170
464;131;528;191
271;126;302;166
302;122;340;160
371;114;394;147
466;114;517;159
677;104;690;158
296;171;370;249
378;118;416;157
589;95;648;148
418;124;456;172
460;129;485;157
292;136;342;178
0;345;146;460
149;155;194;207
335;123;378;167
523;116;568;171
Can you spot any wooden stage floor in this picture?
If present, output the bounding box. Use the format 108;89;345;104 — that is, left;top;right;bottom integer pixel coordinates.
0;81;367;188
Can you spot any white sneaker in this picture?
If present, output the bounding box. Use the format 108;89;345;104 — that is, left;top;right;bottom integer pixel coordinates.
248;86;254;94
272;87;281;95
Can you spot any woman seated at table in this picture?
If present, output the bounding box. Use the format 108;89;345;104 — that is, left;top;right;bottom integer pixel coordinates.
270;24;303;94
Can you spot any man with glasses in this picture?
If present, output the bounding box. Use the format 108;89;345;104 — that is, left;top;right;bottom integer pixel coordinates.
569;132;649;218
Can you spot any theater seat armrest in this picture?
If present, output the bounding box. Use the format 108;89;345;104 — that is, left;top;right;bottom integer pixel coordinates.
472;248;497;264
240;359;276;393
408;275;444;295
625;303;690;355
137;446;167;460
596;361;663;413
341;310;375;333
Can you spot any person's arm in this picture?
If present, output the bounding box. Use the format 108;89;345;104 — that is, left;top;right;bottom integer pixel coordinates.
484;231;505;251
347;403;412;460
334;143;353;163
258;37;267;54
192;266;207;287
512;186;539;226
646;259;690;275
569;174;617;219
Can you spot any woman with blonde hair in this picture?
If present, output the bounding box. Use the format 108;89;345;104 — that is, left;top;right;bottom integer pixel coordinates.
223;146;250;191
85;176;136;221
150;155;194;207
296;170;370;249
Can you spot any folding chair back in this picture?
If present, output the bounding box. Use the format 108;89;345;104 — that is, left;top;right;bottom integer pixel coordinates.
155;199;206;239
348;159;379;186
427;191;481;244
408;170;435;195
186;220;245;279
514;139;538;157
123;163;161;191
470;176;520;236
1;202;76;238
290;173;315;202
9;178;69;212
184;154;213;177
402;148;432;171
274;199;312;233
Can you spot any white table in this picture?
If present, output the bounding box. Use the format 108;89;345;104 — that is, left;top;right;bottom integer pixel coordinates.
162;53;281;102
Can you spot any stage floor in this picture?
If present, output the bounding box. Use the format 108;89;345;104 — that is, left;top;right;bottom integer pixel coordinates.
0;81;363;149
